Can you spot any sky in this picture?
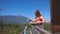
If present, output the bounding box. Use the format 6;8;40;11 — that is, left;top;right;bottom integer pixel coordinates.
0;0;50;22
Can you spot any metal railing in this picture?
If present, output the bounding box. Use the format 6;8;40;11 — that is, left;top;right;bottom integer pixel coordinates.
20;23;52;34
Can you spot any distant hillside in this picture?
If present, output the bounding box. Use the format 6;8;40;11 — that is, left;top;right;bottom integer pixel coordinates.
0;15;29;24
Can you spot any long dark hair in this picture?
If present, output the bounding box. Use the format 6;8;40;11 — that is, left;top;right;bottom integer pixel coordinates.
35;10;41;18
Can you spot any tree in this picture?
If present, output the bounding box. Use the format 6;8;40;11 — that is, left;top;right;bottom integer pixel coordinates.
0;9;4;30
0;17;4;30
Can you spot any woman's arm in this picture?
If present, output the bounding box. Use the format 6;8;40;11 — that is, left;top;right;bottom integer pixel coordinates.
32;16;46;24
39;16;46;24
30;16;46;25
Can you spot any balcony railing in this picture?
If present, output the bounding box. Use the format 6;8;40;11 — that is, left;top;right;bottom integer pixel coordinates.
20;23;52;34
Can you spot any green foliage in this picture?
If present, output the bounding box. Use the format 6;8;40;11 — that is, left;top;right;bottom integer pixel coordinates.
0;22;51;34
0;22;4;30
0;22;27;34
43;23;50;31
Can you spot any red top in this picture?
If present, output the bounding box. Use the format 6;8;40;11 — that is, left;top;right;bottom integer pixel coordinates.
34;17;42;22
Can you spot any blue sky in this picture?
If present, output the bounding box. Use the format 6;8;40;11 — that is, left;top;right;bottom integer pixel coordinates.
0;0;50;22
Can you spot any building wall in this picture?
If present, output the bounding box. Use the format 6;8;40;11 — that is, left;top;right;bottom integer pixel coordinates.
50;0;60;34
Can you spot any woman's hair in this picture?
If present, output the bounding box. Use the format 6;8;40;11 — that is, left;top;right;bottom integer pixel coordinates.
35;10;41;18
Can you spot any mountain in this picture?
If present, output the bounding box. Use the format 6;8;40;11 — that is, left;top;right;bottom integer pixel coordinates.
0;15;29;24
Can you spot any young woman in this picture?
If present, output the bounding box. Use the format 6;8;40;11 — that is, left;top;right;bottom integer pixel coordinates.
29;9;46;34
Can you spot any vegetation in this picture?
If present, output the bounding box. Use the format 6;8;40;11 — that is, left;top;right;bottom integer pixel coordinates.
0;22;26;34
0;22;50;34
43;23;51;32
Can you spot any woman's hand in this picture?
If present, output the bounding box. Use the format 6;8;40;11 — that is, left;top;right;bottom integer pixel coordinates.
29;19;32;21
27;17;32;22
29;21;43;25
